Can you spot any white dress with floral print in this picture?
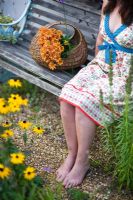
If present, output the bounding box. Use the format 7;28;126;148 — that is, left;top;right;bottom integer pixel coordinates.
59;14;133;127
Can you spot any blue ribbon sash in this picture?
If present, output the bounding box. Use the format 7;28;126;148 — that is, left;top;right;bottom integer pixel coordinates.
98;14;133;64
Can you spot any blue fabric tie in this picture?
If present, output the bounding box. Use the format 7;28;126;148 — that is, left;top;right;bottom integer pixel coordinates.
98;41;117;64
98;14;133;65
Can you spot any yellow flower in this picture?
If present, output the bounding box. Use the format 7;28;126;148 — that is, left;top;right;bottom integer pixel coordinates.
8;94;23;106
1;130;14;139
0;98;5;105
21;98;28;106
33;126;45;134
0;164;11;179
10;152;25;165
2;121;12;127
24;166;36;180
9;104;20;113
18;120;32;129
0;104;9;114
8;79;22;88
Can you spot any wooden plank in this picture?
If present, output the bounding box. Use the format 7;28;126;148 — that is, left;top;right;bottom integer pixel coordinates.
34;0;100;15
6;44;77;79
31;2;100;27
28;12;98;41
59;0;100;14
0;40;94;80
0;59;61;96
17;39;30;50
28;3;99;33
0;42;94;84
0;44;74;86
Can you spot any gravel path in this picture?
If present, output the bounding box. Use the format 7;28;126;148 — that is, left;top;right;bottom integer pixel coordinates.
11;90;132;200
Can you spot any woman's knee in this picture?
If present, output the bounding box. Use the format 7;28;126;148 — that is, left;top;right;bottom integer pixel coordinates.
75;107;87;123
60;101;74;118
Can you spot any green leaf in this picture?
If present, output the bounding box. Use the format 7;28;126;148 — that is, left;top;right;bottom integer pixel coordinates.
67;188;90;200
23;132;28;145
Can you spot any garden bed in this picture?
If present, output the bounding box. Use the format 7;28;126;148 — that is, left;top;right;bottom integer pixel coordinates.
0;80;132;200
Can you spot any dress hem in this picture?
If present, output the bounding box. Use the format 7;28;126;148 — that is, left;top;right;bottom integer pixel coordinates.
59;97;104;128
65;83;120;117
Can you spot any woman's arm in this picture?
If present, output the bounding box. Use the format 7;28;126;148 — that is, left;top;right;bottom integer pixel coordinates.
95;0;108;56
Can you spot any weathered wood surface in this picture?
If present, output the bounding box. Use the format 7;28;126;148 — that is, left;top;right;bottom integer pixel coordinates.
0;0;101;95
0;59;61;96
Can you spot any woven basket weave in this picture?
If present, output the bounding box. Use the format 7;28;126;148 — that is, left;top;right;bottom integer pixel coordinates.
30;21;88;70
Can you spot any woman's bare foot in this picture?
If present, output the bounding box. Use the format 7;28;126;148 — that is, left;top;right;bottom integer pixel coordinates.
63;160;90;188
56;154;76;182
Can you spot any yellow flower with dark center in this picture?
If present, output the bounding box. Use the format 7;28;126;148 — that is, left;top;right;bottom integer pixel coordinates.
10;152;25;165
0;104;9;114
2;121;12;127
33;126;45;134
8;94;23;106
1;130;14;139
0;164;11;179
18;120;32;129
8;79;22;88
24;166;36;180
9;104;20;113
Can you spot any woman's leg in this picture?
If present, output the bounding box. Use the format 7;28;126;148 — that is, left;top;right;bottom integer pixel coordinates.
56;101;78;182
63;107;96;188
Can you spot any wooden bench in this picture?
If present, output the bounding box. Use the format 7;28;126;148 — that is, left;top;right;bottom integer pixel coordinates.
0;0;100;96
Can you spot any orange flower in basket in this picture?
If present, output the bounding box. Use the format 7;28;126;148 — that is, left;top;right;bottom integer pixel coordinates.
37;27;64;70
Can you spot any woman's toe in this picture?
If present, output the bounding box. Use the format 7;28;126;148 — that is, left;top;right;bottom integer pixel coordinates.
58;175;65;182
56;174;62;181
63;176;69;186
65;182;71;188
67;182;73;188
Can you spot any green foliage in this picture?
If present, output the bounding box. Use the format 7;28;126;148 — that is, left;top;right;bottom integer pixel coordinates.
0;14;19;43
0;137;43;200
0;132;65;200
36;184;63;200
100;56;133;190
0;34;17;44
67;188;90;200
0;14;13;23
0;78;65;199
60;35;74;58
0;79;43;107
23;132;28;146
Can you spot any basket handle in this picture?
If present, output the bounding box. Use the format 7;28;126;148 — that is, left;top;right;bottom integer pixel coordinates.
45;21;82;41
45;21;76;30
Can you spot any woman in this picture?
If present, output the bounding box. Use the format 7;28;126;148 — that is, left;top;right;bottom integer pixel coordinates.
56;0;133;188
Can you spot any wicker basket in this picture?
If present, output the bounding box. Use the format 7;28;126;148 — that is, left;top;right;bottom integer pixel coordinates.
30;21;88;70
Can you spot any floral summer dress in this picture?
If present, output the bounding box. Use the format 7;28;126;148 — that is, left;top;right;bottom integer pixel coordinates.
59;14;133;127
